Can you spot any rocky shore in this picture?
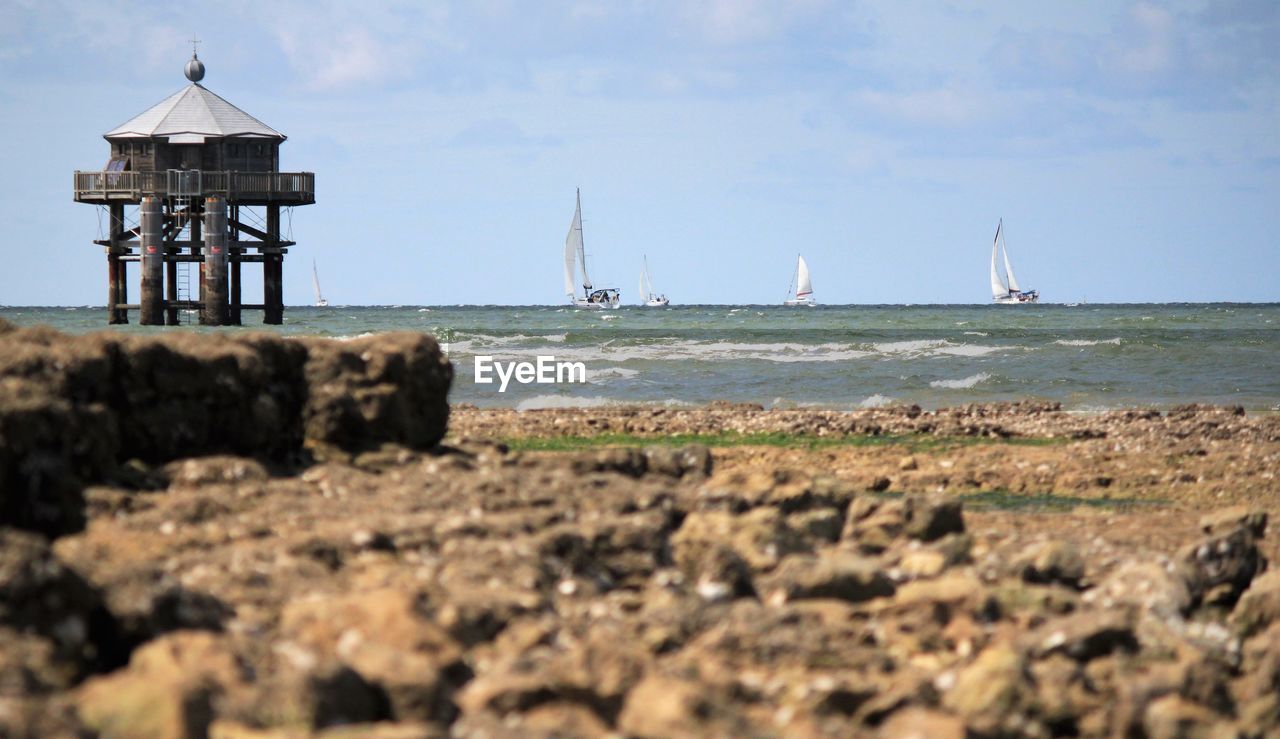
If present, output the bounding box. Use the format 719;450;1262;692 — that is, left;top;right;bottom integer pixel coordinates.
2;322;1279;738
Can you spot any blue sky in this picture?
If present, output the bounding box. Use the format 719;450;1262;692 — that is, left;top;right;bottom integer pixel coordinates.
1;0;1277;305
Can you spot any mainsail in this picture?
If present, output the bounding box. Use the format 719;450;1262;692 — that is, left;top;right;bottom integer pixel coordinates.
641;255;656;298
1000;225;1021;293
564;227;577;298
312;259;327;306
990;221;1007;299
795;255;813;297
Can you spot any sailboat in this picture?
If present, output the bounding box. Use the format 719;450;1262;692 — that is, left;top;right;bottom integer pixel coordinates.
312;259;329;307
639;255;669;307
990;219;1039;304
783;255;816;306
563;189;620;309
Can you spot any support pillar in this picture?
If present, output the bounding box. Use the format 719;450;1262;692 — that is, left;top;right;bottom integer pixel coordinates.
263;205;283;325
230;251;242;325
108;203;128;324
229;204;242;325
201;196;229;326
139;196;164;325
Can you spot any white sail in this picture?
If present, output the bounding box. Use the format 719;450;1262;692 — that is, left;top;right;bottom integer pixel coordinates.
1000;225;1021;293
564;229;578;298
795;255;813;297
990;222;1007;299
565;194;585;297
642;255;657;297
312;260;327;306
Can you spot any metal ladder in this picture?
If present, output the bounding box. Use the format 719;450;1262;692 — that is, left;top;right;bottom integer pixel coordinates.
166;170;201;325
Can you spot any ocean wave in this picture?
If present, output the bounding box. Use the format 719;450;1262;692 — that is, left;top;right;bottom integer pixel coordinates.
586;366;641;383
929;372;992;389
445;336;1020;364
933;344;1004;357
514;395;691;411
871;339;950;354
859;393;896;408
332;331;380;342
1053;338;1122;346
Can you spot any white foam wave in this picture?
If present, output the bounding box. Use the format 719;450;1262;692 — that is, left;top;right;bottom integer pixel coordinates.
587;367;641;383
859;393;896;408
514;395;691;411
934;344;1004;357
333;331;380;342
930;372;992;389
1053;338;1122;346
447;337;1011;364
872;339;949;354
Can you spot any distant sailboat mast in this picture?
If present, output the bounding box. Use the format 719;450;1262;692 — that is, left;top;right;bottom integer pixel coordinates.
312;259;328;307
574;189;591;293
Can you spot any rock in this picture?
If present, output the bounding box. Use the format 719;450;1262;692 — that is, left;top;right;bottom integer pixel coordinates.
891;573;998;622
672;508;810;573
1025;611;1138;662
1199;506;1267;538
457;623;649;726
1014;540;1086;588
1141;694;1233;739
898;548;948;579
842;495;963;554
902;495;965;542
164;456;270;488
0;328;454;536
1177;523;1265;608
277;588;469;725
898;455;919;471
76;631;248;739
0;385;111;536
1086;561;1192;619
111;333;309;462
616;674;716;737
877;707;964;739
642;445;712;479
940;644;1037;736
0;528;125;677
765;553;895;604
1238;623;1280;701
788;508;844;544
696;468;854;514
301;332;452;453
1232;569;1280;638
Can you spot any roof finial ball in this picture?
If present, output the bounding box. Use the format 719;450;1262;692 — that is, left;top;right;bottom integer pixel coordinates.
184;37;205;83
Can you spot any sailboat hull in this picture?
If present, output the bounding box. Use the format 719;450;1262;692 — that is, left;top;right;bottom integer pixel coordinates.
993;290;1039;304
644;298;669;307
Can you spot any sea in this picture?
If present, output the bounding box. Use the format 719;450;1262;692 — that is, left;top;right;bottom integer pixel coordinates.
3;304;1278;412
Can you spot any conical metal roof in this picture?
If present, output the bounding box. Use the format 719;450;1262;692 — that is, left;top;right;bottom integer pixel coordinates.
104;83;285;143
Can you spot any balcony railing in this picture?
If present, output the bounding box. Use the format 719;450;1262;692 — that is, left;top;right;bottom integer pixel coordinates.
74;170;315;204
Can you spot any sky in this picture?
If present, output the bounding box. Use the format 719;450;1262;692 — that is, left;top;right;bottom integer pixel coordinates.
0;0;1277;306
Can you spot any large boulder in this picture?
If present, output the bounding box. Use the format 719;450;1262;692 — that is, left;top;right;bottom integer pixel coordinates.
76;631;249;739
110;333;309;462
301;333;452;453
0;527;124;677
